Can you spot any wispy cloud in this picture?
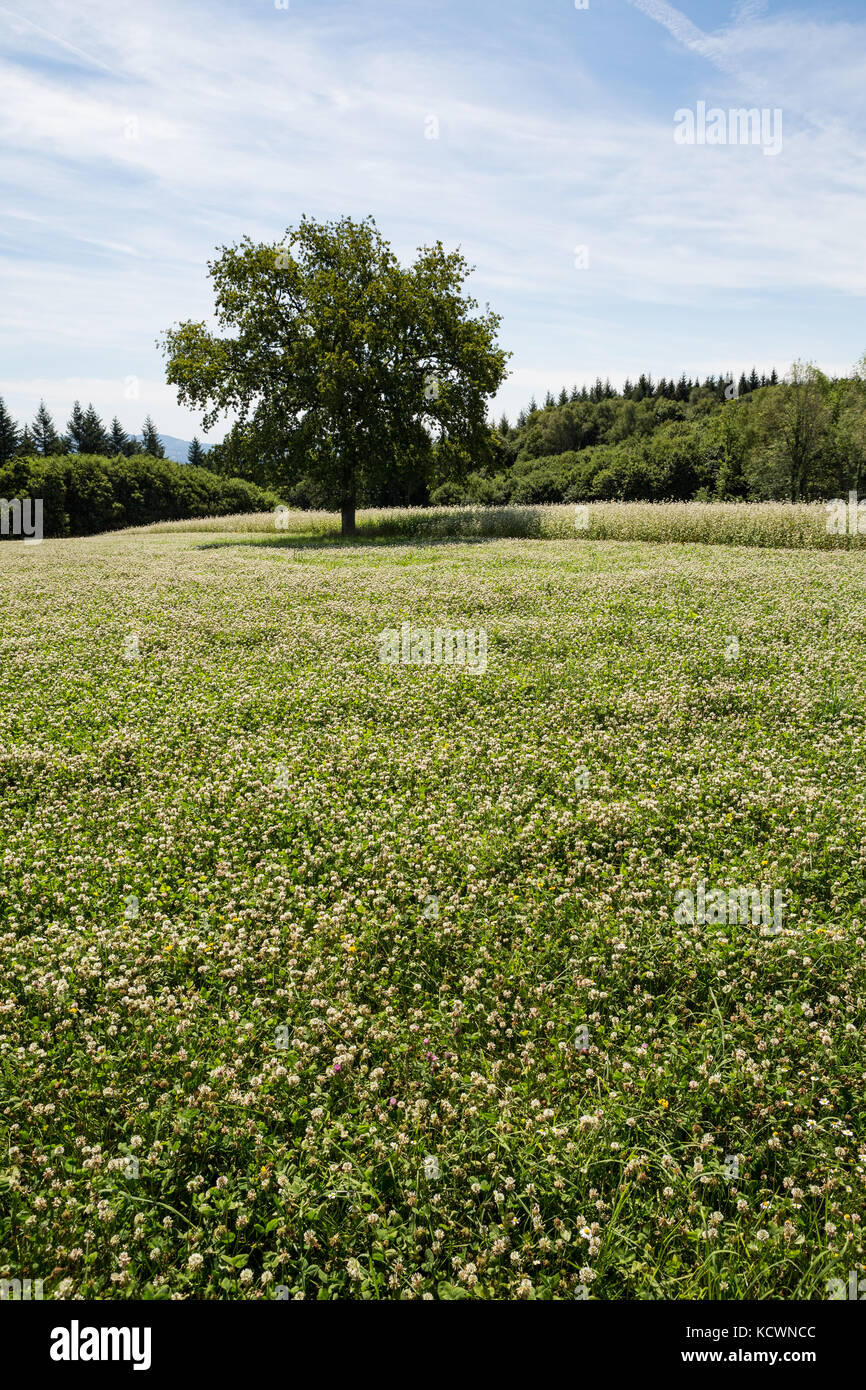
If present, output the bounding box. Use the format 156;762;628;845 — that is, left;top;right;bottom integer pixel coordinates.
1;0;864;435
0;3;121;75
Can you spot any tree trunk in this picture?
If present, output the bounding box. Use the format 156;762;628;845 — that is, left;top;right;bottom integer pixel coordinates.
341;499;356;536
340;450;356;536
337;461;354;536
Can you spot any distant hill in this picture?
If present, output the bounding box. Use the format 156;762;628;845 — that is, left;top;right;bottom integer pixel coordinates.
133;433;193;464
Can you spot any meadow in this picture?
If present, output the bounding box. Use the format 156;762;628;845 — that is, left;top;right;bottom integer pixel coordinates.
1;507;864;1299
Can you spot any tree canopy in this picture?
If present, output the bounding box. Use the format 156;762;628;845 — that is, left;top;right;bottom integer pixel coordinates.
161;215;509;533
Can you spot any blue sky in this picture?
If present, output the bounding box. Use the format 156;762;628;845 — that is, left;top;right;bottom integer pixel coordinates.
1;0;865;441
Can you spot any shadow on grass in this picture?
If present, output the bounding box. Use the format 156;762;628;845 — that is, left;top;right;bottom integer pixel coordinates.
197;532;537;553
196;507;551;551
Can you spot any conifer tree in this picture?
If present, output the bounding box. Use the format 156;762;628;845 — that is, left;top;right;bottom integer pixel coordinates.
0;397;20;465
17;425;38;457
109;417;129;455
187;436;206;465
79;403;109;454
141;416;164;457
32;400;63;455
67;401;86;452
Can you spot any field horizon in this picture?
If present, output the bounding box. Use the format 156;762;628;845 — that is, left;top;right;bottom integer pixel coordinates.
121;498;866;551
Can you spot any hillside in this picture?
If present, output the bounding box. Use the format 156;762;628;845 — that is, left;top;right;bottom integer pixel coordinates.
440;368;865;509
133;433;192;464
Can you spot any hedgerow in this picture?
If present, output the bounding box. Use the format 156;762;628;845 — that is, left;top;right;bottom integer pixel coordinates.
0;454;281;537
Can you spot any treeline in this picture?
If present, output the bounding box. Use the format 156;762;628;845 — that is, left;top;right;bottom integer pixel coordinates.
429;360;866;507
202;359;866;509
503;367;778;424
6;358;866;520
0;397;209;467
0;454;280;537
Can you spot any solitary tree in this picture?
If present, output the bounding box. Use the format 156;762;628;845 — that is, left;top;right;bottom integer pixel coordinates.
0;397;20;465
161;215;508;534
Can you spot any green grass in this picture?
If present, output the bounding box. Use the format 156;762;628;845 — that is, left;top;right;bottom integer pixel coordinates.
0;524;864;1300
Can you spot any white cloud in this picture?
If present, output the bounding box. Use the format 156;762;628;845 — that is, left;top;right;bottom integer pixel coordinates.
0;0;864;436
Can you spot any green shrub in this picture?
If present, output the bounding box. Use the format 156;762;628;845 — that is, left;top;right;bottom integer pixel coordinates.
429;479;466;506
0;454;282;538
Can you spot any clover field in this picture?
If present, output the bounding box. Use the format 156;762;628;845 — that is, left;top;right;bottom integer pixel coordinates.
1;524;864;1300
